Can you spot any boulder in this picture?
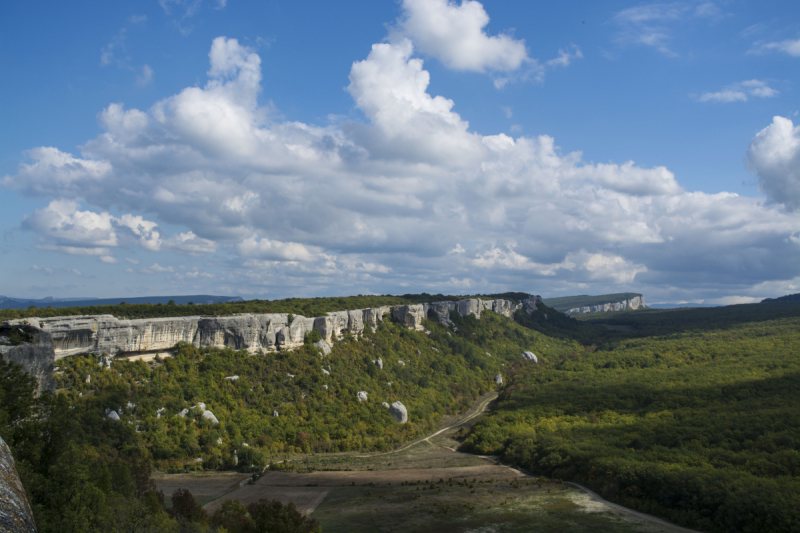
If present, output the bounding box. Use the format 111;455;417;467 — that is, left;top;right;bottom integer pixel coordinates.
495;374;503;385
322;385;328;390
522;351;538;363
224;375;239;381
0;435;37;533
357;391;368;402
322;368;330;375
178;408;189;417
389;401;408;423
202;410;219;424
382;402;390;408
397;360;405;366
106;410;121;421
85;374;91;384
273;410;279;417
314;339;331;356
373;357;384;370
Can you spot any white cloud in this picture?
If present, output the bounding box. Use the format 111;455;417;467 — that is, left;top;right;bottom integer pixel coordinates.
398;0;528;73
237;235;320;262
19;200;216;259
697;80;778;103
129;14;147;24
749;39;800;57
125;258;139;264
612;2;722;56
136;64;154;86
100;256;119;264
745;116;800;211
4;33;800;301
31;265;54;275
141;263;174;274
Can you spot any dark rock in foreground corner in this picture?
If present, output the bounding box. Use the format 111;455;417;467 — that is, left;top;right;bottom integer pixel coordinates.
0;436;37;533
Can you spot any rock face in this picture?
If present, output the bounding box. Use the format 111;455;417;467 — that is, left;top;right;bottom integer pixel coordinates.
564;295;645;316
389;401;408;423
3;297;530;363
0;435;37;533
0;324;55;394
314;340;331;356
521;295;543;315
522;351;538;363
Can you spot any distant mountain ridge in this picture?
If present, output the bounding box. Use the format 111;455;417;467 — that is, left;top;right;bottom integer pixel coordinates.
761;293;800;303
0;295;243;310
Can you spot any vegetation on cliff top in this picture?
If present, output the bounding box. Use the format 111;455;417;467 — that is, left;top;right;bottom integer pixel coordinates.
0;292;531;321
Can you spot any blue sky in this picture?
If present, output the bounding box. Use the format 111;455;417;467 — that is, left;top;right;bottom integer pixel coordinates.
1;0;798;304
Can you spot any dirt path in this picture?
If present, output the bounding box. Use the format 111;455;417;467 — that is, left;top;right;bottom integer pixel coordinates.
351;391;498;458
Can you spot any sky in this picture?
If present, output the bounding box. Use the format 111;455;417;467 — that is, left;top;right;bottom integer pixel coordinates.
1;0;798;305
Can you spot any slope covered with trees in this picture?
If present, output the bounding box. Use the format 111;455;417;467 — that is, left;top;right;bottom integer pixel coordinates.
462;303;800;532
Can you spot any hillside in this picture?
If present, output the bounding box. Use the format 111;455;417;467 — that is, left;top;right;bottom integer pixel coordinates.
762;292;800;303
543;293;643;312
462;301;800;533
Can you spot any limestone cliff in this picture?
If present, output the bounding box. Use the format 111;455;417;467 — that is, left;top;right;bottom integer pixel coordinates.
564;295;645;316
5;298;524;360
0;325;55;394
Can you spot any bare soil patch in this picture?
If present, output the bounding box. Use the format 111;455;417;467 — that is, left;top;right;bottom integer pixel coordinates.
152;472;250;507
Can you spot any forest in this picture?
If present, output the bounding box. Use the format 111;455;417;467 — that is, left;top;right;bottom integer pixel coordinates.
2;296;799;531
462;301;800;532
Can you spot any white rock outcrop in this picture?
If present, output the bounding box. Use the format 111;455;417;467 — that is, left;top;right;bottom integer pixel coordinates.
314;339;331;356
495;374;503;385
357;391;368;402
5;297;532;360
202;410;219;424
373;357;383;370
522;351;538;363
564;295;645;316
389;401;408;423
382;401;390;408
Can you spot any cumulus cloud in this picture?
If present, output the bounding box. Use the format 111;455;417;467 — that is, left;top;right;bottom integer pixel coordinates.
746;116;800;211
19;200;216;260
697;79;778;103
749;38;800;57
398;0;528;73
4;31;800;301
141;263;174;274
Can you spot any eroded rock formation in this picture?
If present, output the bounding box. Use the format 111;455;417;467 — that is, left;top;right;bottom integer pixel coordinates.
4;297;529;362
0;324;55;394
564;295;645;316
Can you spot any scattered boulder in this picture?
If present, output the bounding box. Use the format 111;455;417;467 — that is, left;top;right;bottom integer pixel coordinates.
372;357;384;370
322;368;330;375
178;408;189;417
314;339;332;356
431;347;439;353
156;407;166;419
495;374;503;385
98;356;112;368
522;351;538;363
106;410;120;421
126;401;136;412
415;350;421;355
389;401;408;423
323;385;328;390
397;360;405;366
357;391;368;402
485;352;491;356
84;374;91;384
202;410;219;424
217;437;223;444
382;402;390;408
224;375;239;381
273;410;279;417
